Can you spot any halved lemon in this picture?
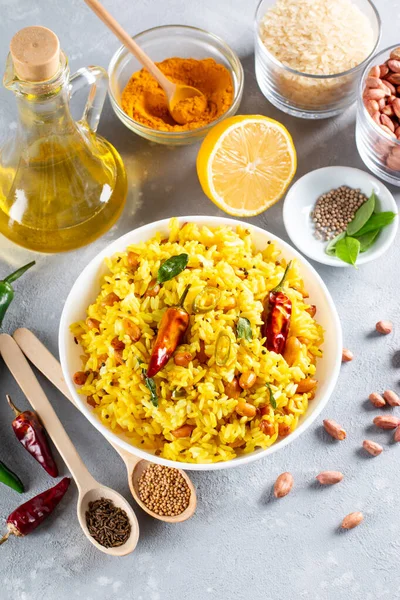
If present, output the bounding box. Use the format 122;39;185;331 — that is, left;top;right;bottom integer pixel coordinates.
197;115;297;216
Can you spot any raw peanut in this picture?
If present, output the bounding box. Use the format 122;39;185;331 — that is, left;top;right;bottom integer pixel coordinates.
323;419;346;440
395;126;400;138
372;111;381;126
224;377;241;399
363;439;383;456
388;59;400;73
369;392;386;408
379;64;390;77
86;318;100;330
368;65;380;78
365;76;383;89
383;390;400;407
73;371;87;385
174;351;192;367
260;420;275;436
171;424;195;438
394;426;400;443
342;512;364;530
283;336;302;366
380;124;396;138
316;471;343;485
381;105;395;117
386;153;400;170
381;114;395;132
383;80;396;95
375;320;392;334
378;98;386;110
273;472;294;498
387;95;397;105
364;88;386;100
373;415;400;429
390;47;400;61
380;82;393;96
387;73;400;85
342;348;353;362
390;48;400;60
278;422;291;437
236;399;257;418
297;378;317;393
365;100;379;116
239;371;257;390
305;304;317;318
392;98;400;119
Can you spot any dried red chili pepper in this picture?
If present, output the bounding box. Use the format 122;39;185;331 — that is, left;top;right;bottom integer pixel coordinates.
6;394;58;478
262;262;292;355
146;285;191;378
0;477;70;545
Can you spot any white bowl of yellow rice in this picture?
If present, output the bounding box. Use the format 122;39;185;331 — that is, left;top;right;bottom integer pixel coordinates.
59;216;342;471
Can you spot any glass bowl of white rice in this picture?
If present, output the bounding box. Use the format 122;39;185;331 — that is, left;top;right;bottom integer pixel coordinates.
254;0;381;119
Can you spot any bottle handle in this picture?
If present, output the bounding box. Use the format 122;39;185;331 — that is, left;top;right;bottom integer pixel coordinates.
69;65;108;133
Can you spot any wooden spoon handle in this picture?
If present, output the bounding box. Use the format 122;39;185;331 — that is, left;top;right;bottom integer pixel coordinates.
13;328;74;402
0;334;96;492
84;0;174;96
12;329;141;469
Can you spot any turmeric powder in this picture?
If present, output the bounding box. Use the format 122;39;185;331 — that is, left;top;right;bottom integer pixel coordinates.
121;57;234;132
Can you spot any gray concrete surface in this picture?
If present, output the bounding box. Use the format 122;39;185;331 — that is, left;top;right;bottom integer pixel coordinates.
1;0;400;598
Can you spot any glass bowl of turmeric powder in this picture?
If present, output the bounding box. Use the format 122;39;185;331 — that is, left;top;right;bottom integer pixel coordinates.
108;25;244;145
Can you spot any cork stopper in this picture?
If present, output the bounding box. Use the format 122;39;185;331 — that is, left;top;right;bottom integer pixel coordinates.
10;26;60;82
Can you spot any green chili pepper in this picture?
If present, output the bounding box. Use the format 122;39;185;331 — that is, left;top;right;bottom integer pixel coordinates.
0;262;35;327
193;286;221;314
215;332;231;366
0;460;24;494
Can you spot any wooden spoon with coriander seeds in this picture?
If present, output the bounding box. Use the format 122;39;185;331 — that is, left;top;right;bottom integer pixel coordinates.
12;328;197;524
0;334;139;556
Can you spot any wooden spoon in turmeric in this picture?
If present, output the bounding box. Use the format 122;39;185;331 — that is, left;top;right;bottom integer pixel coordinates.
84;0;207;125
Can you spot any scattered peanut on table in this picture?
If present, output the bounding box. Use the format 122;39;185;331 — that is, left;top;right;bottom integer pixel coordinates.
373;415;400;429
341;512;364;530
383;390;400;406
323;419;346;440
273;472;294;498
363;440;383;456
369;392;386;408
394;426;400;443
341;348;353;362
375;320;393;334
316;471;343;485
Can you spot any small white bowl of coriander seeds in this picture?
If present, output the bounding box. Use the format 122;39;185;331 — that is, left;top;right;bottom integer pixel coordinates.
283;166;398;267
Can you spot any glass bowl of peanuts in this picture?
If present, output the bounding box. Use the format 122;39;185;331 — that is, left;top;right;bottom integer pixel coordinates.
357;45;400;186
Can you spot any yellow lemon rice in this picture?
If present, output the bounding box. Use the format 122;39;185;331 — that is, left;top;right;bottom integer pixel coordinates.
70;219;323;464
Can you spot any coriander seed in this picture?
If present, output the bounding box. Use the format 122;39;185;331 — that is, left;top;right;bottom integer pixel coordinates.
138;464;191;516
